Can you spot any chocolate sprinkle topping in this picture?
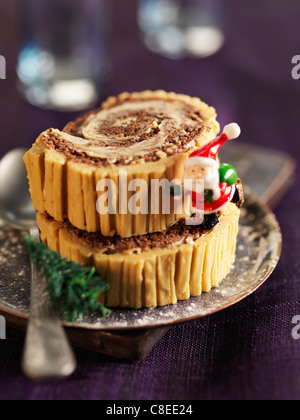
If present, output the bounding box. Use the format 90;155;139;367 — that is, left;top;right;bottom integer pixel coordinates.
41;94;210;167
62;215;217;255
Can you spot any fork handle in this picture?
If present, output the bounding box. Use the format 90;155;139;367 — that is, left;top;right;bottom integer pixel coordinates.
21;227;76;380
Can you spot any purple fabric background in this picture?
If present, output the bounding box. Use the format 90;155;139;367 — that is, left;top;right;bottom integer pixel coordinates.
0;0;300;400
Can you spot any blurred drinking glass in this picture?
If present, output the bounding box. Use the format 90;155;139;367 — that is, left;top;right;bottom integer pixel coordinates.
17;0;111;112
138;0;225;59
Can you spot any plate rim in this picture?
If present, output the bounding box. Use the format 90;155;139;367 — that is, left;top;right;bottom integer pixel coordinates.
0;191;282;331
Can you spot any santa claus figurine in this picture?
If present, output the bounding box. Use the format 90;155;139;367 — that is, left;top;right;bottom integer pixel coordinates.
182;123;241;216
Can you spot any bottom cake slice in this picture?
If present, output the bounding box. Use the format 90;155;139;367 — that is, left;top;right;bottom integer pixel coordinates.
37;204;240;309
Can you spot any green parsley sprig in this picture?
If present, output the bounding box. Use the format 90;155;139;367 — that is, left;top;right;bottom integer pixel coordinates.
22;235;111;322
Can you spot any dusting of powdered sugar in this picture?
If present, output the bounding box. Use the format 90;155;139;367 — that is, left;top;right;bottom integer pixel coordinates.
0;192;282;331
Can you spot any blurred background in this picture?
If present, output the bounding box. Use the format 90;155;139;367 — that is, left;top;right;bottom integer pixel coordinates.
0;0;299;165
1;0;300;400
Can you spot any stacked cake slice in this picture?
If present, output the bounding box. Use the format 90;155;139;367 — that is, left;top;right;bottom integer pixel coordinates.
24;90;243;309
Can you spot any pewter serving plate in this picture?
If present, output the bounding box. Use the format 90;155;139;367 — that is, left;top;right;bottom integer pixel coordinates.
0;190;282;331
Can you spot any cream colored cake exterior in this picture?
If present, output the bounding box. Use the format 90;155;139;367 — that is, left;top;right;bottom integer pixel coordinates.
24;91;220;238
37;204;240;309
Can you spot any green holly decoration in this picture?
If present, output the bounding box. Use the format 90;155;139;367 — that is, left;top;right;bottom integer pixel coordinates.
219;163;238;185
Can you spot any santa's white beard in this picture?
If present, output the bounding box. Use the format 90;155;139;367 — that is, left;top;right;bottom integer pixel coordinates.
184;168;220;201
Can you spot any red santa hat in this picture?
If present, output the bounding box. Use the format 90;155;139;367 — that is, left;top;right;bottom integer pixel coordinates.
184;123;241;169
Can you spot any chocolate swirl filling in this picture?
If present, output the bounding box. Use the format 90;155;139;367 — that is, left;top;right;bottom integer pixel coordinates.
41;95;213;166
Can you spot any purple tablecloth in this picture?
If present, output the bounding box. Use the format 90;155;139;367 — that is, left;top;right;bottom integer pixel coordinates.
0;0;300;400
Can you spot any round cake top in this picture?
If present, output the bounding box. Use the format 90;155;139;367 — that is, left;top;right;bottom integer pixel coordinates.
41;91;219;166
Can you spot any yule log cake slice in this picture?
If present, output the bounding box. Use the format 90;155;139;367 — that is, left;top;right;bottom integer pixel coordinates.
24;91;220;238
37;203;240;310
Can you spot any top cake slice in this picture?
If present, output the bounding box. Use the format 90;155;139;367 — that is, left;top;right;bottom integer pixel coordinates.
24;91;220;237
62;90;219;166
